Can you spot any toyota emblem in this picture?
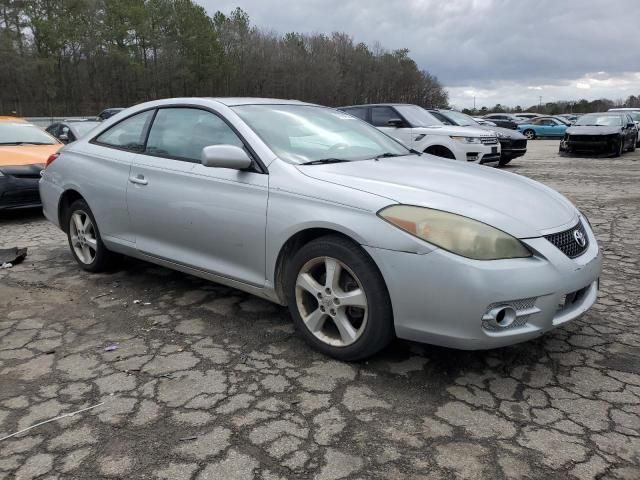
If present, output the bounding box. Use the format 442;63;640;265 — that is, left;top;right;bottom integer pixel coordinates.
573;229;586;247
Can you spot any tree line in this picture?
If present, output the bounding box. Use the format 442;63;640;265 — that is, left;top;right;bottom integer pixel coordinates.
0;1;449;116
464;96;640;116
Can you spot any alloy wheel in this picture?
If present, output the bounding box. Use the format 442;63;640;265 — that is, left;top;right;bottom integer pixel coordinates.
69;211;98;264
295;256;368;347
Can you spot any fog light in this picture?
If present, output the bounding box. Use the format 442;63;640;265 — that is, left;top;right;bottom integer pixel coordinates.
484;305;517;328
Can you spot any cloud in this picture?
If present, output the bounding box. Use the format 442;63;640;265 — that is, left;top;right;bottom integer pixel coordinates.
196;0;640;106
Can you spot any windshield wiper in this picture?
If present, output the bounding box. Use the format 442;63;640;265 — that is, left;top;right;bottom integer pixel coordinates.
373;151;420;159
301;158;351;165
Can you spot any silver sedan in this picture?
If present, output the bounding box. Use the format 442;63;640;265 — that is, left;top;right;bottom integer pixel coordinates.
39;98;602;360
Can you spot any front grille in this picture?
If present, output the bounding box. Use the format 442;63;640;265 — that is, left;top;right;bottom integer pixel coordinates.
480;136;498;145
512;140;527;149
544;221;589;258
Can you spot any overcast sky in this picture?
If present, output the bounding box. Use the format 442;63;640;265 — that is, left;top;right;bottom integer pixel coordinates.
197;0;640;109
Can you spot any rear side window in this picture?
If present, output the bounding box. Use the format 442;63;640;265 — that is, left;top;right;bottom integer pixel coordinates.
342;107;368;121
145;108;244;162
95;110;154;152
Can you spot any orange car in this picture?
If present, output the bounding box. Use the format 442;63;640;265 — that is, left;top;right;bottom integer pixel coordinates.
0;117;61;210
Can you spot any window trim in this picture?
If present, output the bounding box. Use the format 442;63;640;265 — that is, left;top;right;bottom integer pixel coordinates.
91;104;267;174
90;108;157;154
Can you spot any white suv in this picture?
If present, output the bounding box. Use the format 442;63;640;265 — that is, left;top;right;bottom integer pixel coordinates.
340;104;501;165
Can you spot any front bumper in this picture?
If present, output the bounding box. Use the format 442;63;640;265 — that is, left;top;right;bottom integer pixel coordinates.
560;135;620;156
454;141;501;165
365;217;602;350
0;165;43;210
499;138;527;159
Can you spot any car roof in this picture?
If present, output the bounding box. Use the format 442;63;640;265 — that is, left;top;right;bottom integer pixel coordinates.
339;103;414;108
0;116;27;123
207;97;312;107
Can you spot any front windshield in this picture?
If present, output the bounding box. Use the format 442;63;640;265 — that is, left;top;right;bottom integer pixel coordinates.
627;112;640;122
574;114;622;126
232;104;410;164
0;122;58;145
394;105;441;127
440;110;477;127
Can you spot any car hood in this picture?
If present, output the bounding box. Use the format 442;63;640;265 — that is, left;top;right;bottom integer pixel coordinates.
413;125;492;137
0;144;61;167
479;125;526;139
297;155;578;238
566;125;621;135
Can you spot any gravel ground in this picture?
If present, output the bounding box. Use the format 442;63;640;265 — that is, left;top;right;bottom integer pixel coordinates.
1;140;639;480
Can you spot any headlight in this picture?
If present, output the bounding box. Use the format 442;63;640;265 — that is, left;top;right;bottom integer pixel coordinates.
495;131;506;139
0;171;4;177
378;205;531;260
450;136;481;144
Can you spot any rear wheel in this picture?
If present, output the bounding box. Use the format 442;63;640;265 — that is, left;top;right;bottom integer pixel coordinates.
286;235;394;361
66;199;113;272
523;129;536;140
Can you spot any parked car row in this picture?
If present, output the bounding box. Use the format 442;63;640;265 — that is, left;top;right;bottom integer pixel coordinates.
38;97;603;360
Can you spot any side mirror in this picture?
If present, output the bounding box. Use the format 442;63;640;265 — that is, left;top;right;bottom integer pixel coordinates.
628;123;635;128
201;145;252;170
387;118;405;128
58;133;69;142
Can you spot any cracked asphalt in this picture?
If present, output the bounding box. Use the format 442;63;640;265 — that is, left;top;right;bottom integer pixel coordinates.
1;140;639;480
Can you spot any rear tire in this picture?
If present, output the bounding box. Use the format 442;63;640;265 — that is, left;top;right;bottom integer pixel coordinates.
65;199;113;272
523;129;535;140
285;235;394;361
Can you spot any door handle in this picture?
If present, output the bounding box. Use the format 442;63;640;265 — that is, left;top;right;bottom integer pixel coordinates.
129;175;148;186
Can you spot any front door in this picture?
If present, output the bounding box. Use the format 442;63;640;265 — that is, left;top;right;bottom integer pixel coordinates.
370;106;414;147
126;107;268;287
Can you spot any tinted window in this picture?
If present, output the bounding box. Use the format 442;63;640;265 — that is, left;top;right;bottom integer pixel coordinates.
342;107;368;121
146;108;244;162
371;107;400;127
95;110;154;151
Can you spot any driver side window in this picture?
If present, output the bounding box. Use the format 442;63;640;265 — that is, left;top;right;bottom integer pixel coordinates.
145;108;244;163
371;107;400;127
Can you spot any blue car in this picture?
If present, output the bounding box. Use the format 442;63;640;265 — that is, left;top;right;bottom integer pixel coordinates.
517;117;568;139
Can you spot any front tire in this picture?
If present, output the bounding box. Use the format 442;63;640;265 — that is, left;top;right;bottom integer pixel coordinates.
66;199;113;272
498;156;512;167
614;138;624;157
285;235;394;361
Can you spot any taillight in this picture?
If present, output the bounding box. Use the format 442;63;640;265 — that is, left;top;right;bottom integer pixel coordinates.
45;153;59;168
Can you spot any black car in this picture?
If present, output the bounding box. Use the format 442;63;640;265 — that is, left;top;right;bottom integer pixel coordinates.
482;114;523;130
46;120;101;144
430;109;527;166
559;112;638;157
97;108;125;121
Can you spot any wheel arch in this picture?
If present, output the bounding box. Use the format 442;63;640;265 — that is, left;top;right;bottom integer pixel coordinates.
424;144;456;159
57;189;86;233
272;226;382;306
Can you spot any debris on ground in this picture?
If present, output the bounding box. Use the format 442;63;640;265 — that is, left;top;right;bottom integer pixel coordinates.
0;247;27;268
104;344;118;352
